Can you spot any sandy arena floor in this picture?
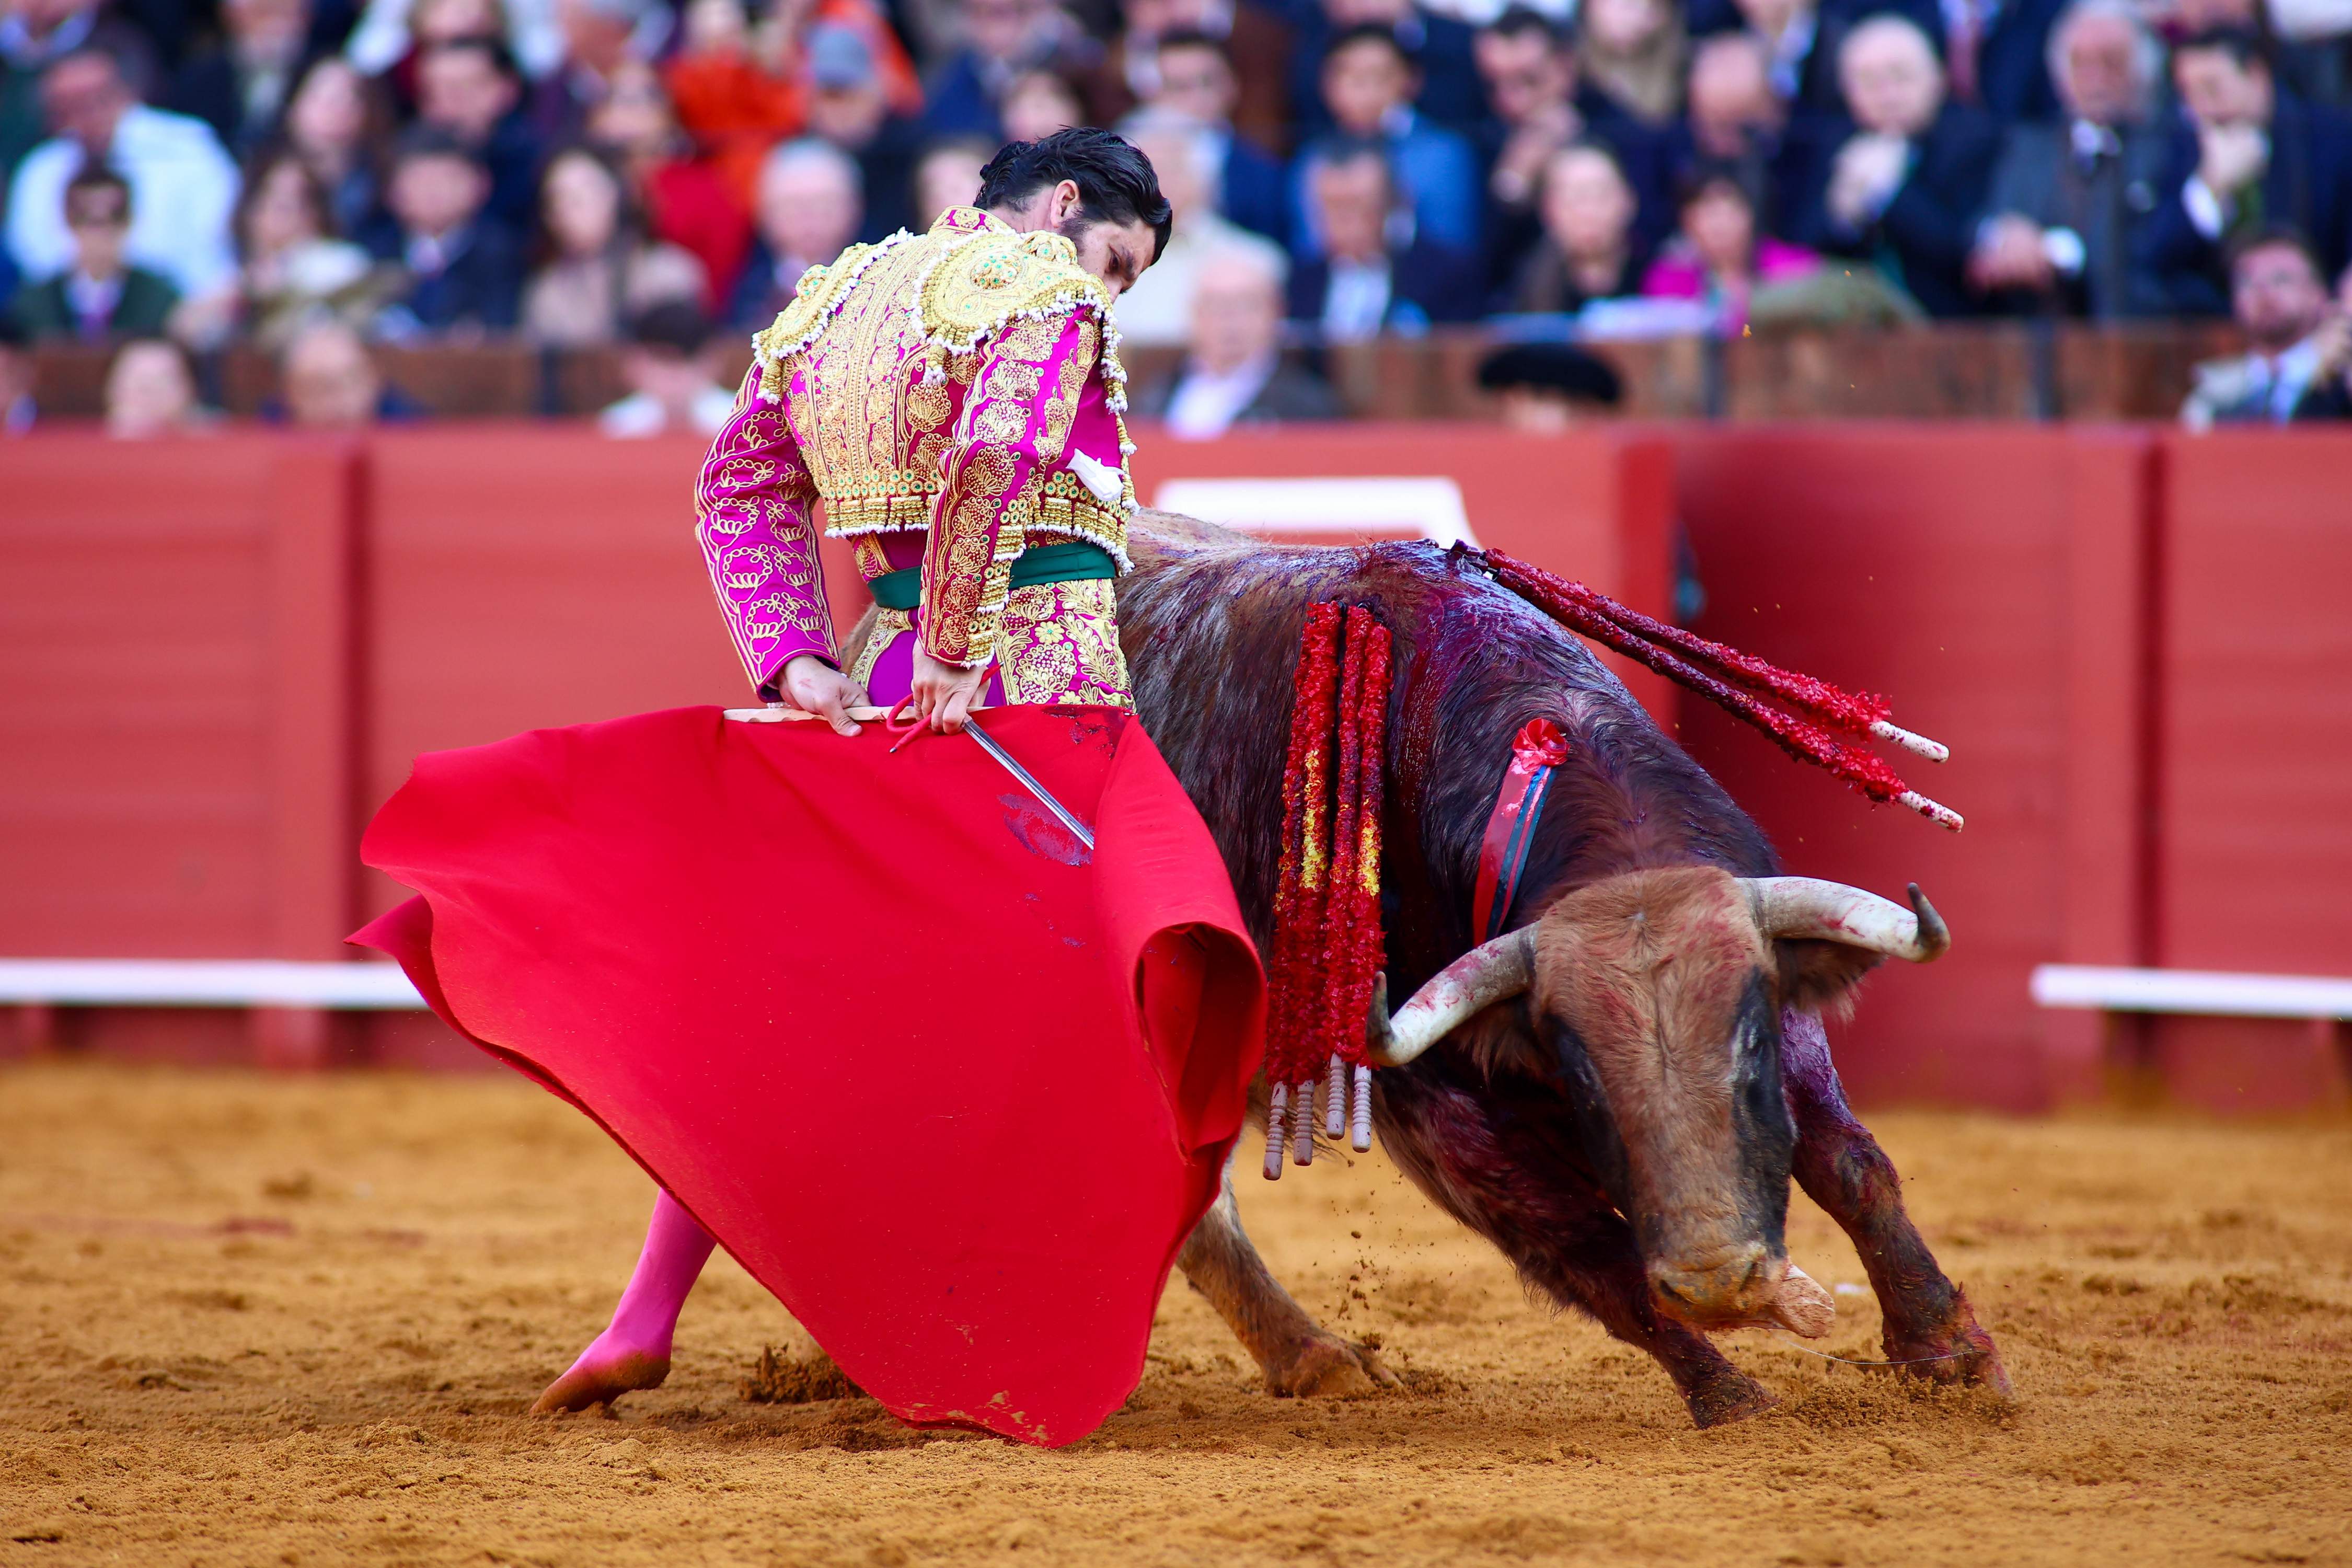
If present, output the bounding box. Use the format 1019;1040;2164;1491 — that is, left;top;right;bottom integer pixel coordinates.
0;1061;2347;1568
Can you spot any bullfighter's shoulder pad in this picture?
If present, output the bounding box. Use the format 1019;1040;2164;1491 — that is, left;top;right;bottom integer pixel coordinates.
916;228;1111;359
751;236;893;395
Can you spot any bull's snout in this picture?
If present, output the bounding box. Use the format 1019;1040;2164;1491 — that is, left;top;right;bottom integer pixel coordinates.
1648;1251;1835;1338
1648;1244;1779;1323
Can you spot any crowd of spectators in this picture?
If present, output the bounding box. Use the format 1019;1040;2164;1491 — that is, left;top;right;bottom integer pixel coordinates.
3;0;2351;434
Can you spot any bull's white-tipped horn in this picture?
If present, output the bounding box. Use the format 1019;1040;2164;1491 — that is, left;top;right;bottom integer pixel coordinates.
1364;927;1538;1067
1742;878;1951;963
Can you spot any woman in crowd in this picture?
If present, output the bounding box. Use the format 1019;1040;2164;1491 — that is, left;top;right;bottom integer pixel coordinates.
103;339;213;439
587;61;752;314
284;57;396;244
179;151;390;349
1641;162;1818;332
524;146;710;344
998;68;1087;143
1578;0;1687;127
1508;139;1648;313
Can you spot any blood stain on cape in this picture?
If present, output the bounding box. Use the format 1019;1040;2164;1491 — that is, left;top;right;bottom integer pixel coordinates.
999;792;1090;866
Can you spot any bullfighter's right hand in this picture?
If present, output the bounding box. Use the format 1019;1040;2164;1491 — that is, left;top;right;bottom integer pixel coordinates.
780;654;869;737
910;650;991;735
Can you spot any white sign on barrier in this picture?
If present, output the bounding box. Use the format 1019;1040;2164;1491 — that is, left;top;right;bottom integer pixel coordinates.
1151;477;1478;548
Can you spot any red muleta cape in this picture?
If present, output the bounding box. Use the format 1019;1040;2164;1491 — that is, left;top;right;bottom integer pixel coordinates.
351;704;1264;1446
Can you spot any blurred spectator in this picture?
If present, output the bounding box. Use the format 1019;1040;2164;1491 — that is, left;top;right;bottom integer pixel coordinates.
1134;30;1288;243
2180;228;2334;424
168;0;316;157
1685;0;1849;117
1288;137;1480;335
1968;0;2169;317
2291;259;2351;418
601;298;734;435
2138;27;2352;315
279;315;428;422
1641;160;1817;329
6;44;240;299
730;136;861;328
918;0;1104;143
283;56;391;240
798;21;923;239
1679;31;1815;236
103;336;208;436
1507;139;1647;312
1928;0;2063;121
347;0;567;82
7;166;180;341
524;144;707;344
213;152;384;347
663;0;798;210
1293;0;1485;139
1106;0;1293;155
417;36;541;230
1301;25;1481;254
1131;244;1343;436
0;310;33;433
1;0;158;180
999;66;1085;141
1579;0;1686;127
369;126;524;335
586;59;752;307
524;0;670;147
1475;340;1622;428
1111;114;1289;345
912;135;991;223
1792;14;1998;317
1474;9;1668;292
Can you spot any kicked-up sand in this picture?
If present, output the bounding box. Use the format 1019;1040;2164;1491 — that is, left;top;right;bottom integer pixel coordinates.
0;1059;2347;1567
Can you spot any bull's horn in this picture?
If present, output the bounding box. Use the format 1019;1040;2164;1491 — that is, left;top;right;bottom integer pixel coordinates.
1742;878;1951;963
1365;927;1537;1067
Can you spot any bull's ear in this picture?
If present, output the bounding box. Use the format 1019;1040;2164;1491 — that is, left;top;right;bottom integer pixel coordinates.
1774;939;1885;1020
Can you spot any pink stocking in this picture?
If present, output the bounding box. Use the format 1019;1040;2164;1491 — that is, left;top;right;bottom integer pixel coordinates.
530;1190;716;1413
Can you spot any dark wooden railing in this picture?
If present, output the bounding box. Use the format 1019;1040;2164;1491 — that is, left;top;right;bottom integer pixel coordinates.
22;320;2246;424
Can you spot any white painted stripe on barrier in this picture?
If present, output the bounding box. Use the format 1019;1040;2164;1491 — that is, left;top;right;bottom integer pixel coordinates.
2030;964;2352;1020
0;960;428;1009
1152;477;1479;547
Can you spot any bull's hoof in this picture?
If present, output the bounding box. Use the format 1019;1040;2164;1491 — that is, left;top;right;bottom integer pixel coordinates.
1884;1287;2012;1398
529;1343;671;1415
1266;1333;1400;1399
1682;1367;1777;1428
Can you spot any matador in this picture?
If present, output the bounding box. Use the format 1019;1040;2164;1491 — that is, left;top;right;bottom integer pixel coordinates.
531;128;1174;1414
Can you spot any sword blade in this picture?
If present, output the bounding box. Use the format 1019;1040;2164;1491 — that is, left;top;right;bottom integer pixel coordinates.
963;717;1096;852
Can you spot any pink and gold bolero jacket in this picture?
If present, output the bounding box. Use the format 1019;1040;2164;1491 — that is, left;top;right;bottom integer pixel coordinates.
694;205;1137;697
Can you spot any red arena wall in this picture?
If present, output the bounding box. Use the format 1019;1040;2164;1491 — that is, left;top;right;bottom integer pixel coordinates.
3;423;2348;1106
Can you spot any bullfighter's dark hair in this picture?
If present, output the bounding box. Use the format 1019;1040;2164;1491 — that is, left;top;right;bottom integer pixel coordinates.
977;128;1174;261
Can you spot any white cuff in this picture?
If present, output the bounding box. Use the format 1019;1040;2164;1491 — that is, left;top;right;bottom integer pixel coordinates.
2182;177;2230;240
2043;227;2088;275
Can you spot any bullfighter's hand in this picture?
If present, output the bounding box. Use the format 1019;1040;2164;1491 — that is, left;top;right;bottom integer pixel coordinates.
780;654;869;737
910;650;991;735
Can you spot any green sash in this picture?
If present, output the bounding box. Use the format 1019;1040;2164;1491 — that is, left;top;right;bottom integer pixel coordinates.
866;540;1117;613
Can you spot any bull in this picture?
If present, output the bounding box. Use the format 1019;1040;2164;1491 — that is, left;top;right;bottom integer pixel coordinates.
1106;514;2010;1426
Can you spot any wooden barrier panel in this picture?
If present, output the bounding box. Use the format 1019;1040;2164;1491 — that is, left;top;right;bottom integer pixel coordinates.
1671;426;2156;1111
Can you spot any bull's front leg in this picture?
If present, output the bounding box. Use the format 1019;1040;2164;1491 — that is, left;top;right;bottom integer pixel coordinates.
1781;1009;2011;1394
1176;1159;1400;1398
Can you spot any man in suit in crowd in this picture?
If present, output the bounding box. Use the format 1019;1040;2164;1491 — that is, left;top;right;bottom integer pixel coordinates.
1793;13;2002;316
1674;30;1825;240
728;138;865;329
1140;29;1291;244
797;22;924;241
1098;0;1295;156
368;128;524;337
1298;25;1482;256
1474;5;1673;286
7;165;178;340
1288;0;1486;142
1287;137;1480;336
1690;0;2060;121
2180;228;2336;425
414;36;544;235
1131;243;1345;436
167;0;315;158
1968;0;2172;316
2136;26;2352;316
